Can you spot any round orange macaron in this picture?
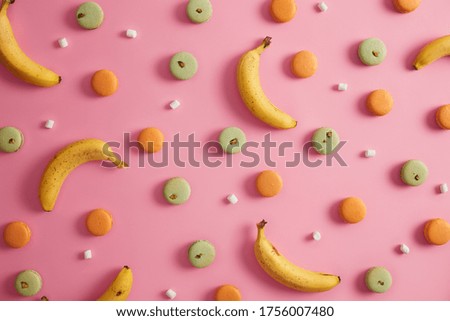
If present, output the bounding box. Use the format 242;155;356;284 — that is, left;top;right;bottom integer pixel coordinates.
423;218;450;245
393;0;421;13
270;0;297;23
86;208;113;236
339;197;367;223
435;105;450;129
214;284;242;301
291;50;318;78
137;127;164;153
256;170;283;197
91;69;118;96
3;221;31;248
366;89;394;116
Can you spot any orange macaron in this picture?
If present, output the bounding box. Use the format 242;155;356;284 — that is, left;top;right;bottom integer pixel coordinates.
91;69;118;96
291;50;318;78
366;89;394;116
137;127;164;153
86;208;113;236
214;284;242;301
435;105;450;129
423;218;450;245
339;197;367;223
3;221;31;248
393;0;421;13
270;0;297;23
256;170;283;197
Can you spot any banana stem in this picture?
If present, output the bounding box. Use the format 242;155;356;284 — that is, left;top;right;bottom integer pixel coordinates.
255;37;272;55
257;220;268;229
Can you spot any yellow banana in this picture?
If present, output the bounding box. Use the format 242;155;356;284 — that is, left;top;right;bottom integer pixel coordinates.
237;37;297;129
39;138;127;212
254;220;340;292
0;0;61;87
97;266;133;301
413;35;450;70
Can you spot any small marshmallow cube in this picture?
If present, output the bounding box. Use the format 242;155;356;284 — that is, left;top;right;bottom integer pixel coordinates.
58;38;68;48
312;231;321;241
84;250;92;260
318;2;328;12
338;83;348;91
227;194;238;204
365;149;376;158
400;243;410;254
45;120;55;129
440;183;448;194
165;289;176;299
126;29;137;38
169;100;181;110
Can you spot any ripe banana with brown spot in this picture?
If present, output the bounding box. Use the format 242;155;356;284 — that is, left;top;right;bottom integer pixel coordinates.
413;35;450;70
39;138;127;212
237;37;297;129
97;266;133;301
254;220;341;292
0;0;61;86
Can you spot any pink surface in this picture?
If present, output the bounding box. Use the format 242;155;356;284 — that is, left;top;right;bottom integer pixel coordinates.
1;0;449;301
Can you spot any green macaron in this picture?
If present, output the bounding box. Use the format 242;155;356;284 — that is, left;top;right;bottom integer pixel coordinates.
400;159;428;186
186;0;213;24
169;52;198;80
311;127;340;155
0;126;24;153
15;270;42;297
76;2;104;30
163;177;191;205
188;240;216;268
365;266;392;293
219;127;246;154
358;38;387;66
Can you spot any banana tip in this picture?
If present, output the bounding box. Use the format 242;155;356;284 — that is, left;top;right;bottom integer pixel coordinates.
257;219;268;229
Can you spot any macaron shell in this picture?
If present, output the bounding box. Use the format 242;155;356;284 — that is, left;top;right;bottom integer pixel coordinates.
256;170;283;197
366;89;393;116
186;0;213;23
435;105;450;129
85;208;113;236
311;127;340;155
270;0;297;23
91;69;118;96
365;266;392;293
188;240;216;268
15;270;42;297
400;159;428;186
138;127;164;153
291;50;318;78
423;218;450;245
219;127;246;154
215;284;242;301
358;38;387;66
0;126;24;153
393;0;421;13
169;52;198;80
3;221;31;248
76;2;104;30
339;197;367;224
163;177;191;205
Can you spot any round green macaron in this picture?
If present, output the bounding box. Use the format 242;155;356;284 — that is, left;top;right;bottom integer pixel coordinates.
169;52;198;80
15;270;42;297
0;126;24;153
76;2;104;30
188;240;216;268
219;127;246;154
163;177;191;205
365;266;392;293
311;127;340;155
358;38;387;66
400;159;428;186
186;0;213;24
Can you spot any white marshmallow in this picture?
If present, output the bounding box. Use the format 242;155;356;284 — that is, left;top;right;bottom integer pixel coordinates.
165;289;176;299
400;243;410;254
45;120;55;129
318;2;328;12
338;83;348;91
365;149;376;158
58;38;68;48
126;29;137;38
312;231;321;241
84;250;92;260
440;183;448;194
227;194;238;204
169;100;181;110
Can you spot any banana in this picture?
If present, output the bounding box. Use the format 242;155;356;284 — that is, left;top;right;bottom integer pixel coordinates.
0;0;61;87
237;37;297;129
97;266;133;301
413;35;450;70
254;220;340;292
39;138;127;212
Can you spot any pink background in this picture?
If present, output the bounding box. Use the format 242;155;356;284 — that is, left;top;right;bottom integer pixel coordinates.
1;0;449;301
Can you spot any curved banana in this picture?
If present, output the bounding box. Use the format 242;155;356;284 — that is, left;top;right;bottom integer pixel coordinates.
413;35;450;70
97;266;133;301
237;37;297;129
0;0;61;87
254;220;340;292
39;138;127;212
